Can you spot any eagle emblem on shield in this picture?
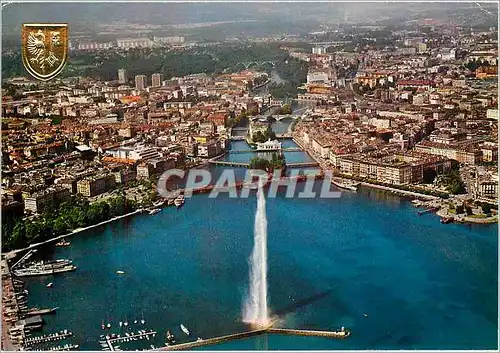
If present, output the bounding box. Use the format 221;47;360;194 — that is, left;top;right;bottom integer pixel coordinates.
21;23;68;81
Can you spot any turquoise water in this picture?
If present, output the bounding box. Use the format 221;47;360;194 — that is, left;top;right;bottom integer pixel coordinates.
221;151;314;164
23;185;497;350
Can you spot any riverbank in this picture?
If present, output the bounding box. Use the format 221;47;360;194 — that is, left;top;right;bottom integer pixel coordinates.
6;209;145;257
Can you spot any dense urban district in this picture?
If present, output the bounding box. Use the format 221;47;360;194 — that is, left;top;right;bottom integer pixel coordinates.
1;18;499;254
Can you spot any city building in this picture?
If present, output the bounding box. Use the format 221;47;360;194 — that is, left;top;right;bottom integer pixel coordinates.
76;174;116;197
116;38;152;49
135;75;146;90
118;69;128;84
312;46;327;55
256;139;282;151
415;141;483;165
151;73;162;88
23;187;71;214
197;140;223;158
153;36;185;45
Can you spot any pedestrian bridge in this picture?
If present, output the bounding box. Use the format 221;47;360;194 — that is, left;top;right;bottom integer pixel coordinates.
208;160;319;168
228;148;302;154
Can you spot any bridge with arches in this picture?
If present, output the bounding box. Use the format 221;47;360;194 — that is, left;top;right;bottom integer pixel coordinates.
234;61;276;69
223;61;277;72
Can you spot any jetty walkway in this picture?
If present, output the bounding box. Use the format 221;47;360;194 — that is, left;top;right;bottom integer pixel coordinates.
160;327;350;351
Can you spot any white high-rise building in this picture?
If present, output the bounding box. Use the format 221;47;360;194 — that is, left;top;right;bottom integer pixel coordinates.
312;46;327;55
151;73;162;88
135;75;146;90
118;69;127;84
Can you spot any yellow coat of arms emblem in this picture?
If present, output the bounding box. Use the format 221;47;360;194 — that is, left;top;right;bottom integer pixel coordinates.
21;23;68;81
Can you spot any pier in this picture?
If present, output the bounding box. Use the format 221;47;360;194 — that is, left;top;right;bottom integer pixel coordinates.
159;327;350;351
25;307;58;317
267;328;350;338
100;329;158;351
25;330;73;347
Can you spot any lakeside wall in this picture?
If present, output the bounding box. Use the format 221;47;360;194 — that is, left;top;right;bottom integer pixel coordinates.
7;209;145;257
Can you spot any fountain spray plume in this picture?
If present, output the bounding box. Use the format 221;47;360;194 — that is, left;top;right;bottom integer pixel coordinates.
243;184;270;328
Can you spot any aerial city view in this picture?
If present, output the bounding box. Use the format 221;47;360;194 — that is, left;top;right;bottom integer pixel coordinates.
0;2;498;351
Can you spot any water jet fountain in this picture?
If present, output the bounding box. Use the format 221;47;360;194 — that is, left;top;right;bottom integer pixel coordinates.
243;186;270;328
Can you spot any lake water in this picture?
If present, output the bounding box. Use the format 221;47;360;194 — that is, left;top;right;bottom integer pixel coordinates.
23;185;497;350
20;137;498;351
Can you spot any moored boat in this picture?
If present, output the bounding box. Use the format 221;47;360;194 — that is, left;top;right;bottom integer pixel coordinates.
331;179;359;191
180;324;190;335
174;195;185;208
440;216;454;224
165;330;176;343
148;208;161;215
55;239;71;247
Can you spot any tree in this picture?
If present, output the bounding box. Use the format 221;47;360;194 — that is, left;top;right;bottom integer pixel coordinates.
253;131;266;143
53;217;69;235
481;203;493;215
456;204;465;214
11;221;26;249
279;104;292;115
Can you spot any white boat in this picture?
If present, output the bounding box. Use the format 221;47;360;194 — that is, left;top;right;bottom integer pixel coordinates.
46;282;53;288
149;208;161;215
119;322;123;327
174;195;185;208
331;179;359;191
180;324;190;335
116;271;125;275
153;200;164;208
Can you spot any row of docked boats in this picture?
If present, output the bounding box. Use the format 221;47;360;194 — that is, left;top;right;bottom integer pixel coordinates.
27;343;79;351
148;195;185;215
101;313;145;330
13;259;76;277
25;330;73;346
